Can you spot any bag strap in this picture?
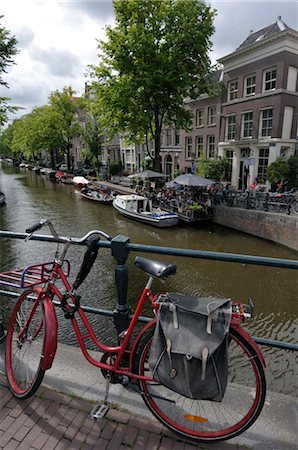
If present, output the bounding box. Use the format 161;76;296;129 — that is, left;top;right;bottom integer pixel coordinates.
72;236;100;290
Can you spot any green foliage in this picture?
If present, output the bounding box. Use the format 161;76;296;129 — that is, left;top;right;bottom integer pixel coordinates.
187;203;208;215
88;0;216;171
266;156;298;187
0;16;19;125
197;157;229;181
82;109;103;169
1;87;84;168
109;161;123;176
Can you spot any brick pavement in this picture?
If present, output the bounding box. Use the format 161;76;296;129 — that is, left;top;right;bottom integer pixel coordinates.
2;373;241;450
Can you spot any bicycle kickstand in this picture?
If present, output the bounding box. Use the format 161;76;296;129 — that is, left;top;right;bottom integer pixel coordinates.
90;378;110;420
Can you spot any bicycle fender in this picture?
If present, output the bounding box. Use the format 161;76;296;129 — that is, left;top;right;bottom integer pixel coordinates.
129;319;156;369
234;325;266;368
42;298;58;370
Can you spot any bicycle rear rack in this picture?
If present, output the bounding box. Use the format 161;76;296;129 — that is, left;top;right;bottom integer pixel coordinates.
0;261;70;289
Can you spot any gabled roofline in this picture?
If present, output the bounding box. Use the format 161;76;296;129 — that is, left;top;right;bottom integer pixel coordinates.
217;28;298;65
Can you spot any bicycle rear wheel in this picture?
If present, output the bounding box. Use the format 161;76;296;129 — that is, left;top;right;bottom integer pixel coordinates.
136;327;266;443
5;288;46;399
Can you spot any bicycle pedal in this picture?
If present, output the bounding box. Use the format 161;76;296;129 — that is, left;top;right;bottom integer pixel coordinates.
90;403;109;420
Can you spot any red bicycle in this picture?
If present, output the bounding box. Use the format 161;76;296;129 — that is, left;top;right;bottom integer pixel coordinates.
1;220;266;443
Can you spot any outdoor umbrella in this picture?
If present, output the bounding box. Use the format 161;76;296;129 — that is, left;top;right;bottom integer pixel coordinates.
172;174;215;187
128;170;167;179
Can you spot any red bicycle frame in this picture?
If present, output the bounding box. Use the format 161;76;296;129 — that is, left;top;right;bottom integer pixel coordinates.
38;259;157;381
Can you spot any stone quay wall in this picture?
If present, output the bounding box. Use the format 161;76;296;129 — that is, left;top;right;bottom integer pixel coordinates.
213;206;298;251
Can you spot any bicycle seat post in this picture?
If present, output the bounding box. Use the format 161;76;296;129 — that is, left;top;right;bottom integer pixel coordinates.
111;235;131;341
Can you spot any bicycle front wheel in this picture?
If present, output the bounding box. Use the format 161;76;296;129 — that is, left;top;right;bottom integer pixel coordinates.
137;327;266;443
5;288;46;399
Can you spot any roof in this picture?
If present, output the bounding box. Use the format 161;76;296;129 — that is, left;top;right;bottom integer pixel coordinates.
237;16;289;50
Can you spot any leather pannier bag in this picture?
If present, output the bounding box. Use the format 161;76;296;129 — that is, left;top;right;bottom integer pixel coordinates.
149;293;232;401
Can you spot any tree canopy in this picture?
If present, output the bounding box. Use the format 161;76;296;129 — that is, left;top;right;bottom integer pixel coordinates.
89;0;216;171
0;15;19;126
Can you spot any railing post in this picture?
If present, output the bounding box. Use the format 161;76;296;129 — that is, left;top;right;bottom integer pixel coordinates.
111;235;131;338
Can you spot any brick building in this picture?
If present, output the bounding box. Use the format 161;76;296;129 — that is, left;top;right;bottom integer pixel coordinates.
159;16;298;187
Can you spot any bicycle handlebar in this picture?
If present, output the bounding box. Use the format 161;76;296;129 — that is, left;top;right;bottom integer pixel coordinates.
25;219;113;243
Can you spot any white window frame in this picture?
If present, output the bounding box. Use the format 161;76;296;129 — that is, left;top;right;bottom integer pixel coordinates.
241;111;253;139
195;108;204;127
166;129;172;146
260;108;273;138
207;135;215;158
185;137;192;159
244;74;256;97
175;128;180;145
196;136;203;158
263;68;277;92
225;115;236;140
257;148;269;181
207;106;216;126
228;80;238;101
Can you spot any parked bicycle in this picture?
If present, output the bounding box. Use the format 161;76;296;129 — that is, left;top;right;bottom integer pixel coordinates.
0;220;266;443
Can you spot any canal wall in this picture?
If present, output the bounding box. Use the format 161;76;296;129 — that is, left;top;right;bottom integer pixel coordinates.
213;206;298;251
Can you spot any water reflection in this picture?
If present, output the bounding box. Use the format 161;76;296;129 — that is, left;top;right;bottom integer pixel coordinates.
0;162;297;395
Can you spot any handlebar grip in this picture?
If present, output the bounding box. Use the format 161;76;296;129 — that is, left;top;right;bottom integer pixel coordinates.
26;222;43;234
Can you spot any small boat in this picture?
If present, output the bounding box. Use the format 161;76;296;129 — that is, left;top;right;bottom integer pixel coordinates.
113;194;179;228
0;192;6;207
73;176;89;188
80;187;114;205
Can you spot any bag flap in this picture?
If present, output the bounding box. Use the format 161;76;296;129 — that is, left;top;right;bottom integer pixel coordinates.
166;293;230;316
157;293;231;360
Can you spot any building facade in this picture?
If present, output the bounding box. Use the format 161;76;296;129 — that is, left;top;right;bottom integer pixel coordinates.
159;17;298;186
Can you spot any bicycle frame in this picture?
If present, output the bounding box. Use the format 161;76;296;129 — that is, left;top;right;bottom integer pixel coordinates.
37;259;157;381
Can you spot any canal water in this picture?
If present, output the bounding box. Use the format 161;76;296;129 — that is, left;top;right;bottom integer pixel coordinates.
0;162;297;395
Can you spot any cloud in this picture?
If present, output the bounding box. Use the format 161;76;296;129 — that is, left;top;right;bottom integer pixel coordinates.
14;27;35;49
29;46;81;77
63;0;115;23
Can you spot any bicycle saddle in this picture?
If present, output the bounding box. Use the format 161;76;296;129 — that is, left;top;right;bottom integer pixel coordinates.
134;256;176;279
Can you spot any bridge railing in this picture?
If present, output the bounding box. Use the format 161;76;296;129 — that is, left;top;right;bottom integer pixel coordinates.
0;229;297;352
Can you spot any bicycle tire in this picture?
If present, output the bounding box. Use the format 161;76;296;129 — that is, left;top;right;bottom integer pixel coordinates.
5;288;46;399
136;326;266;443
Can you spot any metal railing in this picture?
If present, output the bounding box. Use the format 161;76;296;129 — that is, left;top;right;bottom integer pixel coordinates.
0;229;298;352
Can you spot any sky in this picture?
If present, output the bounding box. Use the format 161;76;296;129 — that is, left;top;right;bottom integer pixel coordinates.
1;0;297;122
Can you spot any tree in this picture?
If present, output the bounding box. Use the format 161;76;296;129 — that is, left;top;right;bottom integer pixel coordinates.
0;15;19;125
197;157;229;181
81;112;103;172
49;86;84;170
89;0;216;172
266;156;298;188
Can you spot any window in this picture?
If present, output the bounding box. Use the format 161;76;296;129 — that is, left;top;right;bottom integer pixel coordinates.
228;80;238;101
207;135;215;158
241;112;253;138
166;129;172;146
195;108;204;127
244;74;256;96
225;115;236;140
185;137;192;159
208;106;216;126
196;136;203;158
263;68;277;92
260;109;273;137
240;148;250;158
257;148;269;181
224;150;234;181
175;129;180;145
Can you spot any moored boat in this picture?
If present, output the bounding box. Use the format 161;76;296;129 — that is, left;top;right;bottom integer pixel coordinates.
80;187;114;204
113;194;179;228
